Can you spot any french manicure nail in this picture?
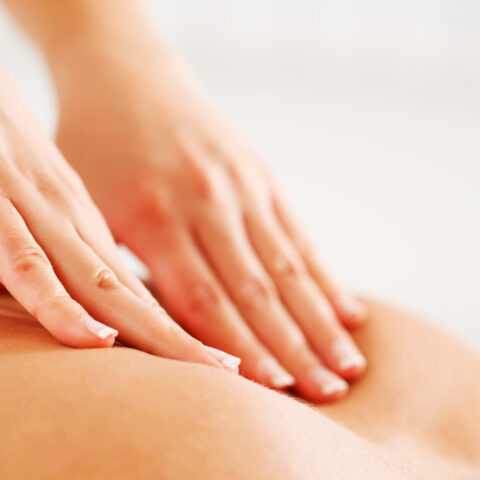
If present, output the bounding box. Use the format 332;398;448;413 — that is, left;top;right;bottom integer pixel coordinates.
331;340;366;372
322;379;349;396
257;357;295;388
339;297;367;321
83;316;118;340
203;346;241;370
222;354;242;369
339;354;367;371
309;366;348;396
271;373;295;388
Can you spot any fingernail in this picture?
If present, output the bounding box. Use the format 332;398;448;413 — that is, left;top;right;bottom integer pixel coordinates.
203;346;241;370
309;366;348;396
258;357;295;388
272;373;296;388
339;297;367;322
322;378;349;396
82;316;118;340
331;340;366;372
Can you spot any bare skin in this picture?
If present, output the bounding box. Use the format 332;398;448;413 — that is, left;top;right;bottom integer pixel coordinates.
0;294;478;479
1;0;368;400
0;69;239;373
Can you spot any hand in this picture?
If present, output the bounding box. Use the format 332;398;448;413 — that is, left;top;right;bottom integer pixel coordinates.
54;40;367;401
0;70;239;372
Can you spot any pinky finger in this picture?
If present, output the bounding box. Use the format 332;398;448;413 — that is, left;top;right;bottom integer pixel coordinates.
273;194;367;327
0;198;117;348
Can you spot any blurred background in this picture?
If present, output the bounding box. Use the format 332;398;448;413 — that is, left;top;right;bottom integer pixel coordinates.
0;0;478;347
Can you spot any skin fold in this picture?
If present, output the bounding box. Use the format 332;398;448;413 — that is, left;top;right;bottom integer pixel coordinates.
0;294;478;479
1;0;369;400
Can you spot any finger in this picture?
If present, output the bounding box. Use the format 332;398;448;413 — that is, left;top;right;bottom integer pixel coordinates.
127;225;294;388
273;194;367;327
245;209;366;379
203;346;241;374
193;207;349;401
0;197;117;348
18;199;220;369
73;212;160;308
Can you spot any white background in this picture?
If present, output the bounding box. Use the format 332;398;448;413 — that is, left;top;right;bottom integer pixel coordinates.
0;1;478;348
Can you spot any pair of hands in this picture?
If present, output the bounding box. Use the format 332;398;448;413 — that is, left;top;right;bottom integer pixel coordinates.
0;38;366;401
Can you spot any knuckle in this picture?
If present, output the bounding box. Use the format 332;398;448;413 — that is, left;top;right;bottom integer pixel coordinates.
208;175;237;210
36;290;71;319
192;164;217;202
201;170;230;206
237;276;276;312
187;282;221;317
158;313;185;337
11;246;49;275
186;156;234;207
34;176;63;200
136;184;177;228
63;193;98;226
93;267;123;292
272;254;305;280
182;149;217;202
144;293;171;318
143;293;162;310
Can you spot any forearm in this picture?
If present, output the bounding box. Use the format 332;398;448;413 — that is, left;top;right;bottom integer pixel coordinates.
1;0;159;60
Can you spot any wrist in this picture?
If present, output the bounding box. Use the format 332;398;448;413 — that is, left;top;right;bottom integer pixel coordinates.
40;0;174;75
45;20;163;69
47;30;181;108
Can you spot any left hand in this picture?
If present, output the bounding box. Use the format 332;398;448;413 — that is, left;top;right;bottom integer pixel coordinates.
53;38;367;402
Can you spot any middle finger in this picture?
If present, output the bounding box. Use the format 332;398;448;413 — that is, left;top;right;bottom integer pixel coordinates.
193;207;349;401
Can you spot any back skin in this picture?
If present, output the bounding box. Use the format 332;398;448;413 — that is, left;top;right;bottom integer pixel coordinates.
0;293;478;479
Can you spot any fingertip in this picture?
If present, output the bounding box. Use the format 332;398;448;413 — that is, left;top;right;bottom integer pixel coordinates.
42;313;116;349
336;296;368;328
91;332;117;348
337;362;367;381
202;345;241;374
297;366;349;403
82;315;118;341
256;357;295;390
328;338;367;380
55;327;116;350
321;384;349;402
87;335;116;349
338;347;367;379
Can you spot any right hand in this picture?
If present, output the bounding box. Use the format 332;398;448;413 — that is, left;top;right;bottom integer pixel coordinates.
0;71;239;372
53;39;366;402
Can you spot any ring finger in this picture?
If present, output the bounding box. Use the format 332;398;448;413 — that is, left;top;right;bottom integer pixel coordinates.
193;205;349;401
